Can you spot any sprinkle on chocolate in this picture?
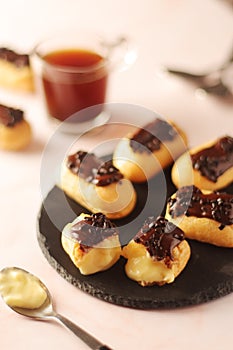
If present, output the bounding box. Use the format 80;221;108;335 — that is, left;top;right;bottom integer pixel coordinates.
168;185;233;228
130;118;177;154
191;136;233;182
0;104;24;127
0;47;30;67
134;216;185;261
91;160;123;186
67;150;123;186
69;213;118;250
67;151;90;175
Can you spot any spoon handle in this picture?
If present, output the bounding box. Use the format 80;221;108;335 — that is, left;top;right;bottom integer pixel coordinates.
166;68;206;81
55;313;113;349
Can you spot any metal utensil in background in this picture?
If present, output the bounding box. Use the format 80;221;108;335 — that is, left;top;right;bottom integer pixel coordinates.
165;46;233;98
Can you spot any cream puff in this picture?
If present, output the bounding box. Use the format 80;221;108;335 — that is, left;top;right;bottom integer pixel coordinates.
113;118;187;183
172;136;233;191
122;216;191;286
0;47;34;92
166;185;233;247
0;104;32;151
60;150;136;219
61;212;121;275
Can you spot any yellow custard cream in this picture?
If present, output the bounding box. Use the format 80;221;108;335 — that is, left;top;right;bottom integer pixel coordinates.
123;241;175;285
0;269;47;309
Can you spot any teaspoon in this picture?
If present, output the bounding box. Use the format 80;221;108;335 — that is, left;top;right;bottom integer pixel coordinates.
0;267;112;350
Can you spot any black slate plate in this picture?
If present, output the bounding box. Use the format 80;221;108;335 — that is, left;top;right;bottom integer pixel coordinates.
37;167;233;309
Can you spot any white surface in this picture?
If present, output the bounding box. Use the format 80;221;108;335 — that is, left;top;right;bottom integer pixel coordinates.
0;1;233;349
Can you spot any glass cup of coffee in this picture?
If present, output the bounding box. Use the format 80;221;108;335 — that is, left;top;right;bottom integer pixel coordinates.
32;32;136;133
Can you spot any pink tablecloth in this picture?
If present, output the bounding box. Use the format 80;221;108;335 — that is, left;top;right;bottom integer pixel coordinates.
0;1;233;349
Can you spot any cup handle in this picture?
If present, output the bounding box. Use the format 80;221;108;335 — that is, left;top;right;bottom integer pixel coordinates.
101;36;137;72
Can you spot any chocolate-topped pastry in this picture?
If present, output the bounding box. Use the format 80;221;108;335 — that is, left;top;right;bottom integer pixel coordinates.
67;151;123;186
0;104;23;127
69;212;118;251
130;119;177;154
134;216;185;261
122;216;191;286
61;150;136;219
61;213;121;275
168;185;233;228
0;48;30;68
166;186;233;247
191;136;233;183
113;118;187;182
0;47;34;91
172;135;233;191
0;103;31;151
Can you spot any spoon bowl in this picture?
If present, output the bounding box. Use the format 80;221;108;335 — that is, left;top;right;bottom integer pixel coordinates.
0;267;112;350
12;293;54;320
0;267;54;320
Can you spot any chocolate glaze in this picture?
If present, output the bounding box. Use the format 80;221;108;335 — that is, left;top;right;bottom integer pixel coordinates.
0;47;30;67
130;118;177;154
191;136;233;182
69;213;118;251
134;216;185;262
168;185;233;228
67;150;123;186
0;104;23;127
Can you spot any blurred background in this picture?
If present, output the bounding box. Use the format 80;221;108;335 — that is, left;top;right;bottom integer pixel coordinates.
0;0;232;145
